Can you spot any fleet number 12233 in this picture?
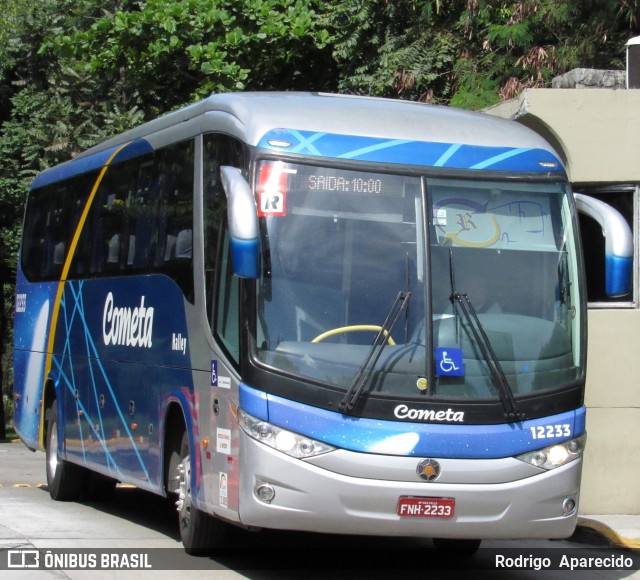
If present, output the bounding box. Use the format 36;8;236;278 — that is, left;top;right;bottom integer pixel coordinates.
530;424;571;440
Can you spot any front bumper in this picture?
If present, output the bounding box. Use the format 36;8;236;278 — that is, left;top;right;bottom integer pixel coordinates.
238;432;582;539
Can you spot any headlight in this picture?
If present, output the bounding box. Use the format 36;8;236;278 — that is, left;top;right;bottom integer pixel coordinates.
239;409;335;458
516;434;586;470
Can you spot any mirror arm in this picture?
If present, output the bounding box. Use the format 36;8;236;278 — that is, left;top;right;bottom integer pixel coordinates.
220;166;260;278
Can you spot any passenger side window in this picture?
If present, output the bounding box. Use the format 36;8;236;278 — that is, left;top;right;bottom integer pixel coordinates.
21;172;95;282
154;143;195;301
68;140;195;300
90;161;139;275
203;133;245;364
216;231;241;363
125;161;155;271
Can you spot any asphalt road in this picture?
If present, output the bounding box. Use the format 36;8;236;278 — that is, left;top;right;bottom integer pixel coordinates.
1;440;638;579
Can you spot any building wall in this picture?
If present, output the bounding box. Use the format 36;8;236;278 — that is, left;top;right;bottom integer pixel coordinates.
582;309;640;513
485;89;640;184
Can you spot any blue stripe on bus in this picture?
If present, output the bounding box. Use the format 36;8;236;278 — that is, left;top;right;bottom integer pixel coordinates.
257;130;563;173
230;237;260;278
30;139;154;190
239;383;585;459
606;254;633;297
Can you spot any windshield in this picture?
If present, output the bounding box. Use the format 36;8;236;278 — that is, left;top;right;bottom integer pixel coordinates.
254;160;582;405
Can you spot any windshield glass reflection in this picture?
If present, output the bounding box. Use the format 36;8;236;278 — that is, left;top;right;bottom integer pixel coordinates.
254;162;582;403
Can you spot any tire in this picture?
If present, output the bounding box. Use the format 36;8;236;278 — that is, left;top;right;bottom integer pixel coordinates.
174;431;227;554
45;402;85;501
432;538;482;556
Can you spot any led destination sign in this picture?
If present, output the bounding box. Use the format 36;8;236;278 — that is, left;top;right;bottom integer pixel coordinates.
308;174;384;194
256;160;417;218
292;165;407;197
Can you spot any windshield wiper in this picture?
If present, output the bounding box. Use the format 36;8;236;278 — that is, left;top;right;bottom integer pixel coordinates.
339;291;411;414
446;249;523;422
451;292;525;422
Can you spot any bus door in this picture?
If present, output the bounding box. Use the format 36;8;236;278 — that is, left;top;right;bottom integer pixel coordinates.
208;228;242;514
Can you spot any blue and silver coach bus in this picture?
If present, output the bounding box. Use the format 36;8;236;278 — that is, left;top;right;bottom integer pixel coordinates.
14;92;621;553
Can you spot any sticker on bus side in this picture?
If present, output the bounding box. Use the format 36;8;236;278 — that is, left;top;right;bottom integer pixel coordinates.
219;472;228;507
257;162;288;217
211;360;232;388
217;428;231;454
258;189;287;216
16;293;27;313
211;360;218;387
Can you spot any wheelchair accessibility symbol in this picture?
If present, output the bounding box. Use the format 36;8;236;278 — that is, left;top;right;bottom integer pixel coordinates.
436;347;464;376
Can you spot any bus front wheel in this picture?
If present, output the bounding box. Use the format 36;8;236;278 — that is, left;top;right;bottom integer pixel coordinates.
174;431;227;554
45;402;85;501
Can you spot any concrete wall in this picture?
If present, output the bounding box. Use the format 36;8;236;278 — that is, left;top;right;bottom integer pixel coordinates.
582;309;640;513
485;89;640;184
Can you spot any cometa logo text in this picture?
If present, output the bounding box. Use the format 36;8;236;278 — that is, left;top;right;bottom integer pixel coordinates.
394;405;464;422
103;292;154;348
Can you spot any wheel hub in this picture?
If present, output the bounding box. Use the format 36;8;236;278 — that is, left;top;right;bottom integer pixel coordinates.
175;456;192;531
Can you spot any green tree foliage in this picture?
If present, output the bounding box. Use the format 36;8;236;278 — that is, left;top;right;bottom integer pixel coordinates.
323;1;465;101
324;0;640;108
459;0;640;106
53;0;334;117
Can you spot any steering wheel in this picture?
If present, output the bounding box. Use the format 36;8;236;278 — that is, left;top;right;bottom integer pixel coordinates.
311;325;396;345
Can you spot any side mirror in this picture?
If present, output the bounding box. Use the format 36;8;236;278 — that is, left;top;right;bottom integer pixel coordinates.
220;166;260;278
574;193;633;297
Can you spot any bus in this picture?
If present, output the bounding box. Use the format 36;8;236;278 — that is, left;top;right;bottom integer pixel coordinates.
12;92;618;554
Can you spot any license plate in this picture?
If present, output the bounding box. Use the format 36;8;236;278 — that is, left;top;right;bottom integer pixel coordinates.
397;496;455;518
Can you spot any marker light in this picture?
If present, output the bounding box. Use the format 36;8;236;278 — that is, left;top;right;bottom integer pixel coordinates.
516;434;586;470
255;482;276;503
267;140;292;148
563;497;576;515
239;410;335;459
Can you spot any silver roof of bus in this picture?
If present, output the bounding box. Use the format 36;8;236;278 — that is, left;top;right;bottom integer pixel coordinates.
78;91;560;159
